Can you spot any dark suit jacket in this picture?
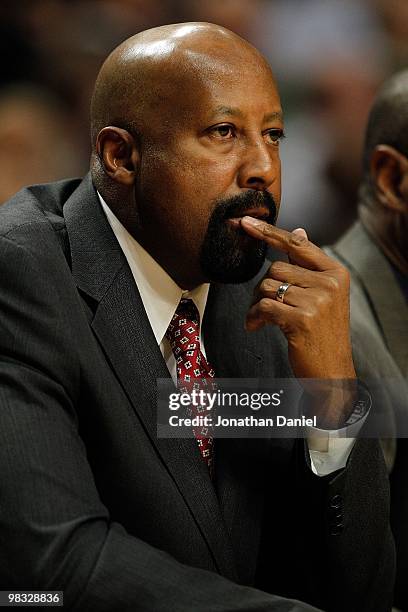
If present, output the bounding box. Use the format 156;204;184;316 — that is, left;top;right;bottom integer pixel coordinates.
0;177;394;611
328;221;408;610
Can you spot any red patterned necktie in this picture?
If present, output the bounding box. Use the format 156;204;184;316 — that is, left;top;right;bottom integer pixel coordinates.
166;298;215;476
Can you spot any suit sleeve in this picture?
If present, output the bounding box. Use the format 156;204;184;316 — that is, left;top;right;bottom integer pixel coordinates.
300;438;395;612
0;232;323;612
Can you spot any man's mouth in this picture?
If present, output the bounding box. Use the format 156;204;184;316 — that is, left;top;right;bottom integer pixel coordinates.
227;207;270;228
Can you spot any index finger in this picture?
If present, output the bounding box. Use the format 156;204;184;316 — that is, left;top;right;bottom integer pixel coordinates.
240;216;339;272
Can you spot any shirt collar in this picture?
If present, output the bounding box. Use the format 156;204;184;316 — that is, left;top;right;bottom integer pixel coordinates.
98;192;210;345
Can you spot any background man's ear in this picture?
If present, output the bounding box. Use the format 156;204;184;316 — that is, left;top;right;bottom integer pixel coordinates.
95;126;139;186
370;144;408;213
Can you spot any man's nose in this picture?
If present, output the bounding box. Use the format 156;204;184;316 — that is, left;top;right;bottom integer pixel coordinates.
237;139;278;190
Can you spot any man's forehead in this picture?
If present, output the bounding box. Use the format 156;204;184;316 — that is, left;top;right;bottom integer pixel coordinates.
190;65;281;121
158;49;280;113
155;76;281;131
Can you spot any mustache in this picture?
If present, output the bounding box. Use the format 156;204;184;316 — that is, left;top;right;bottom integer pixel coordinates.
213;190;278;226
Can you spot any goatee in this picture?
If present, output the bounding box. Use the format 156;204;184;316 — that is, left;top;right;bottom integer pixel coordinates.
199;190;278;284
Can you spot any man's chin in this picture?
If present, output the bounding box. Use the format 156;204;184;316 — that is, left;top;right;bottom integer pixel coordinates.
199;213;269;284
200;245;267;284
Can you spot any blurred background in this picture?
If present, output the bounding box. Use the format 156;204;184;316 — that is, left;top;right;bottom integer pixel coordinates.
1;0;407;244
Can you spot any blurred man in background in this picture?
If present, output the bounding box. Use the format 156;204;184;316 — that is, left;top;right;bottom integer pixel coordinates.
326;69;408;611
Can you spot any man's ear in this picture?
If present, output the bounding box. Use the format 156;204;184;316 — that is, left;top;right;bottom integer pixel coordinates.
370;144;408;213
95;127;139;186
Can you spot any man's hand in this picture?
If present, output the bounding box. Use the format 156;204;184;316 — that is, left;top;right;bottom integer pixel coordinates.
241;215;356;379
241;216;357;427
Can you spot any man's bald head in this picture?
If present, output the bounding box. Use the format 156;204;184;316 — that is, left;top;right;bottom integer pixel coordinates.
90;22;271;148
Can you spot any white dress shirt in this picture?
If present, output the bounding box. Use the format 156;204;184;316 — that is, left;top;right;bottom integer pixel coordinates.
99;193;358;476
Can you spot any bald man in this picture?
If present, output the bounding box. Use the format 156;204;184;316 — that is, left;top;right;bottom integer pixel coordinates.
0;23;394;612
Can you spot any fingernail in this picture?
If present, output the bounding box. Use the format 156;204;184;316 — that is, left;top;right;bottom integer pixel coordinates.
242;215;263;227
291;228;308;245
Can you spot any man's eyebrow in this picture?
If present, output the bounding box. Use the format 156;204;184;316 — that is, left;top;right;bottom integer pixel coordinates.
208;107;284;123
209;106;244;119
264;111;284;123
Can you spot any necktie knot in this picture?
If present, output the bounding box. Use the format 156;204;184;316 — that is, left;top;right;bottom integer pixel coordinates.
175;298;199;323
166;298;200;357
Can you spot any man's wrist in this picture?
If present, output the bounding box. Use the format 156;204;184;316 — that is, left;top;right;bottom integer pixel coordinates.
302;379;371;430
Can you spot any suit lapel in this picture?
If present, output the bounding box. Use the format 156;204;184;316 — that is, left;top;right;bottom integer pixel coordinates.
63;175;238;580
334;222;408;377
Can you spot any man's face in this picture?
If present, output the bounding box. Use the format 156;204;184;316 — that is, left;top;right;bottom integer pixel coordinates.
133;52;283;288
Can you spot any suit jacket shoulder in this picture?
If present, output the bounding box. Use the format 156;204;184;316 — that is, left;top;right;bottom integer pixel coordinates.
326;221;408;377
0;177;82;267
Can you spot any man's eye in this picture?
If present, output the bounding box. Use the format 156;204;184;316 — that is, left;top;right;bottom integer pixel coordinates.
210;125;235;139
264;128;285;145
